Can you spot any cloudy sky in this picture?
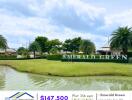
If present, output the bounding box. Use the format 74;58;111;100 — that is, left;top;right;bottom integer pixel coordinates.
0;0;132;49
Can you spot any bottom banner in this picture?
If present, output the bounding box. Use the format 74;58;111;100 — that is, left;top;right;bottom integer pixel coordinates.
0;91;131;100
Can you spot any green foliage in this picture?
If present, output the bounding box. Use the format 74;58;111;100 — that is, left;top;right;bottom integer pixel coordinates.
0;55;16;60
0;35;7;49
47;54;62;60
46;39;61;52
49;47;59;54
127;52;132;57
17;47;29;57
71;37;82;52
62;58;128;63
110;26;132;54
80;39;95;54
63;37;82;52
62;39;72;52
29;41;41;52
29;41;41;58
128;57;132;63
35;36;48;53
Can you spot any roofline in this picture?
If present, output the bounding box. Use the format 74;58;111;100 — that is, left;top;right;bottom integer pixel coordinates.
9;92;20;98
16;92;34;98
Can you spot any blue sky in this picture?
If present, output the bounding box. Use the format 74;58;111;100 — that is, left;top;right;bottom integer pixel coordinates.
0;0;132;49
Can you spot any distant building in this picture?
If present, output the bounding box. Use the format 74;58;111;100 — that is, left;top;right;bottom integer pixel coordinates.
97;46;111;55
0;48;16;55
97;36;122;55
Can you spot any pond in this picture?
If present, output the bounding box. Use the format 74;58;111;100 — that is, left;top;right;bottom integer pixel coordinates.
0;66;132;90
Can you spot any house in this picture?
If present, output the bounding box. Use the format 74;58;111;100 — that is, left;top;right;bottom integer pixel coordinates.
97;46;122;55
97;38;122;55
0;48;16;55
97;46;111;55
6;92;34;100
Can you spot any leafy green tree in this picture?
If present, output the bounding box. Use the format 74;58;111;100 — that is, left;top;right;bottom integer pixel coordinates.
0;35;7;49
63;39;72;52
46;39;61;53
35;36;48;53
110;26;132;54
49;47;59;54
71;37;82;53
17;47;29;57
29;41;41;58
80;39;95;54
63;37;82;53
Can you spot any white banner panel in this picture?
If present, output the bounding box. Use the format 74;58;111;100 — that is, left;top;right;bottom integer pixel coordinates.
0;91;131;100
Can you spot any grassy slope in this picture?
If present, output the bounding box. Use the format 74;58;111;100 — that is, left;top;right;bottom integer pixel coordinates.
0;59;132;77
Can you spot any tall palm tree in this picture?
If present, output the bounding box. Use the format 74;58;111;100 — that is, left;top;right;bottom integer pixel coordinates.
0;35;7;50
110;26;132;54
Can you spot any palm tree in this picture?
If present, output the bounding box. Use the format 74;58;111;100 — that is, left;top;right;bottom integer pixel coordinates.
29;41;41;58
80;39;95;54
0;35;7;52
110;26;132;54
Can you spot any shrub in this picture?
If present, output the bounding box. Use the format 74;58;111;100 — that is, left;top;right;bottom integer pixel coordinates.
62;59;128;63
127;52;132;57
47;54;62;60
0;55;17;60
128;57;132;63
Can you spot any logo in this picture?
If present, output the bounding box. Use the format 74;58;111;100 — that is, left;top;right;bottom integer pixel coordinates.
5;92;34;100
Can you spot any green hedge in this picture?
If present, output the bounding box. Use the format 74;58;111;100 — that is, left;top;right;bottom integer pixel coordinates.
62;59;128;63
128;57;132;63
47;54;62;60
127;52;132;57
0;55;17;60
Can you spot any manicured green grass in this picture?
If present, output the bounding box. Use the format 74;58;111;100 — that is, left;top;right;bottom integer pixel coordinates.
0;59;132;77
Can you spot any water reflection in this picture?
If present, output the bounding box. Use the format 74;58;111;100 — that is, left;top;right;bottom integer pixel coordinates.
28;74;132;90
0;66;132;90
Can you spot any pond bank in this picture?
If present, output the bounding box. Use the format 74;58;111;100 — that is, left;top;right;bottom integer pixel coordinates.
0;66;132;90
0;59;132;77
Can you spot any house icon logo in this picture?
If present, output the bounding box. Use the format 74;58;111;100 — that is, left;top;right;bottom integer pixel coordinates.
5;92;34;100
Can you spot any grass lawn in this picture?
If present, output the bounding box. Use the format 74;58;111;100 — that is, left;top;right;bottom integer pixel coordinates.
0;59;132;77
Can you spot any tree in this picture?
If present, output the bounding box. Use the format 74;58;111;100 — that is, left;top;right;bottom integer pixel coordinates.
0;35;7;49
17;47;29;57
49;47;59;54
71;37;82;53
63;39;72;52
29;41;41;58
62;37;82;53
35;36;48;53
80;39;95;54
110;26;132;54
46;39;62;53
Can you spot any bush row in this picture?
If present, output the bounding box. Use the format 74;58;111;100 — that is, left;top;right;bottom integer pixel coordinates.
127;52;132;57
0;54;131;63
0;55;17;60
128;57;132;63
62;58;128;63
46;54;62;60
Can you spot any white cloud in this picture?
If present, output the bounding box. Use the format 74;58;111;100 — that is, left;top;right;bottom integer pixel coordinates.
66;0;105;20
105;9;132;27
0;0;109;49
